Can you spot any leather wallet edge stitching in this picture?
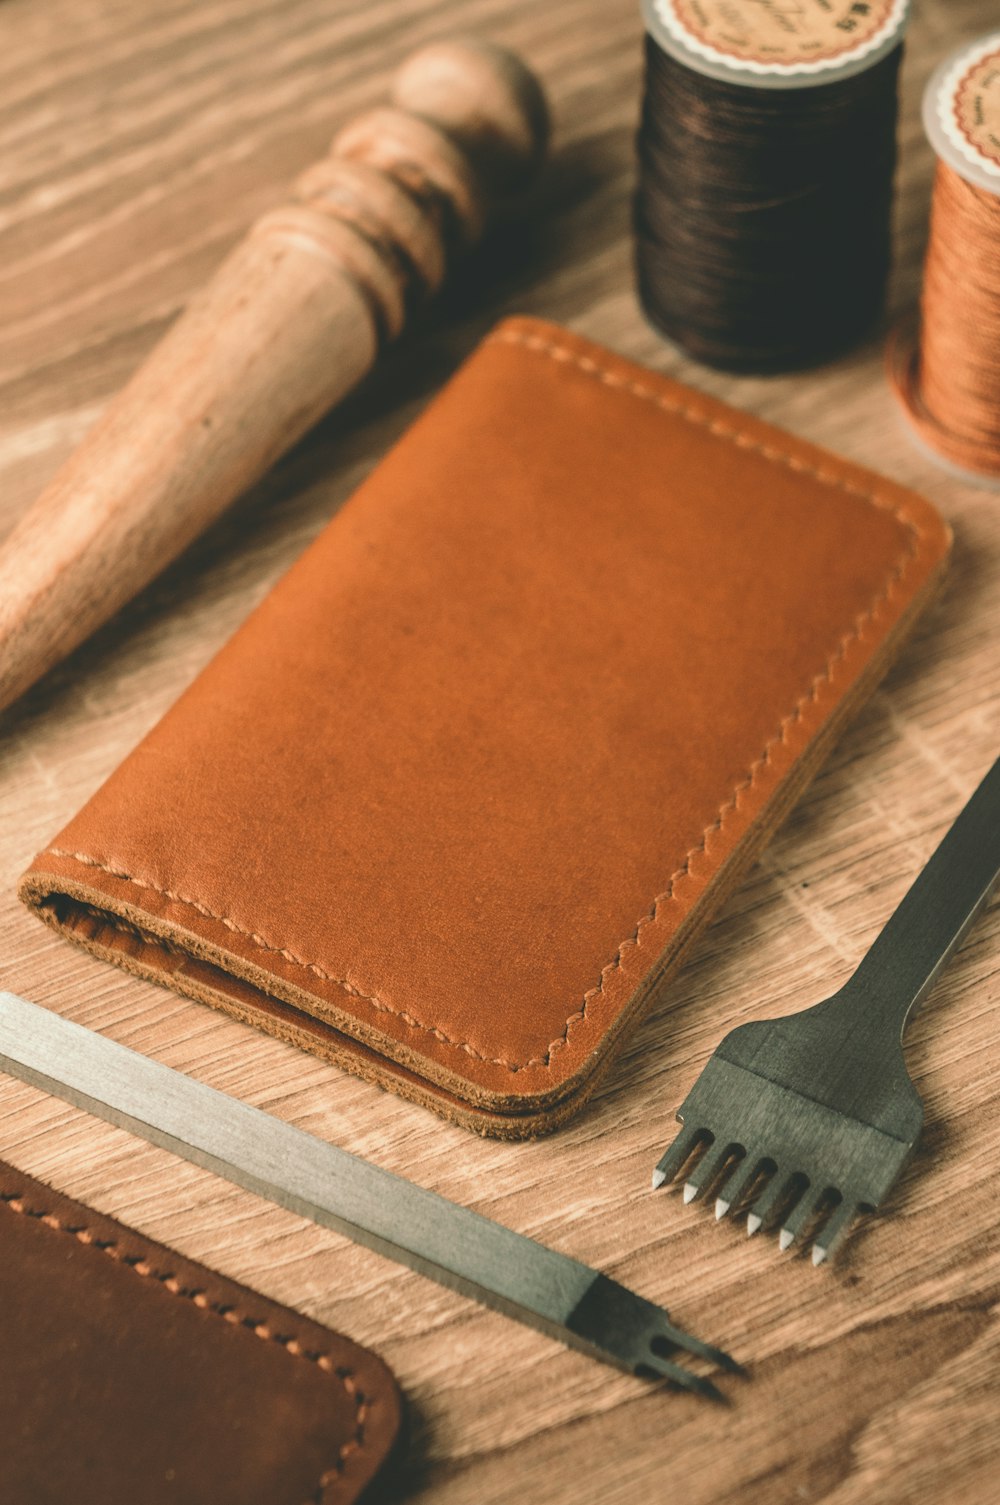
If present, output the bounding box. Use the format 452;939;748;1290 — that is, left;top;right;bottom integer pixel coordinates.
0;1185;368;1504
27;326;944;1082
488;325;927;527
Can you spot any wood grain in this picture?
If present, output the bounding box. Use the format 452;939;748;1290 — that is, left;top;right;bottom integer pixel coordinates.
0;3;997;1503
0;39;548;712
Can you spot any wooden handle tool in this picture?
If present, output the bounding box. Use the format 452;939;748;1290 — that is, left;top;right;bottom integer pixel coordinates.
0;40;549;715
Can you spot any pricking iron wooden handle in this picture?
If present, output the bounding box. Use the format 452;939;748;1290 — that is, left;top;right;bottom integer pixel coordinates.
0;40;549;714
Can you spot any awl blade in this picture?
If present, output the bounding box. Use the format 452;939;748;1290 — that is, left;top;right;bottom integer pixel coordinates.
0;989;738;1394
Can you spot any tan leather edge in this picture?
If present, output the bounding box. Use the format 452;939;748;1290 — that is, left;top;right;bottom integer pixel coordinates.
0;1159;406;1503
17;875;580;1124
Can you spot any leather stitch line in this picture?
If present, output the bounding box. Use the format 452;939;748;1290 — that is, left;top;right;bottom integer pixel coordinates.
43;847;508;1064
0;1188;367;1496
486;327;925;529
39;329;926;1075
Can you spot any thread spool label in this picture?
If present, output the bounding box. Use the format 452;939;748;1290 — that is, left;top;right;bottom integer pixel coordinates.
651;0;908;79
934;35;1000;183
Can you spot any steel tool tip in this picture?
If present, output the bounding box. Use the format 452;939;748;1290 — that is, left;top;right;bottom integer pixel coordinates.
682;1182;698;1204
681;1373;728;1403
812;1245;828;1267
714;1197;729;1220
696;1344;746;1379
778;1229;794;1252
746;1213;762;1236
651;1167;667;1190
662;1321;745;1377
643;1354;727;1401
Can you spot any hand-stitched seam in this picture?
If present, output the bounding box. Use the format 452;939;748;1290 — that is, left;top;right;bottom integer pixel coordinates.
43;846;515;1066
486;326;926;533
0;1187;367;1498
39;330;929;1076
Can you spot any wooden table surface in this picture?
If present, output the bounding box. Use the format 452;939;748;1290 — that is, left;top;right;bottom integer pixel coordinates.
1;2;998;1501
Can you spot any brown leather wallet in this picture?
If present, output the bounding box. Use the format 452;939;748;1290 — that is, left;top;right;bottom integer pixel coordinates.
0;1159;403;1505
19;317;951;1137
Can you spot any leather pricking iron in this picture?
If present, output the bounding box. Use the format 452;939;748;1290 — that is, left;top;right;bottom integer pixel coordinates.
653;757;1000;1264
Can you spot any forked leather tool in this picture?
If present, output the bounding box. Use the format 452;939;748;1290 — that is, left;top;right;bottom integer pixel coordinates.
653;757;1000;1264
0;991;740;1400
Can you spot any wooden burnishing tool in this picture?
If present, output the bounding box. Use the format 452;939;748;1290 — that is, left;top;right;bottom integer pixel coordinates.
0;41;549;715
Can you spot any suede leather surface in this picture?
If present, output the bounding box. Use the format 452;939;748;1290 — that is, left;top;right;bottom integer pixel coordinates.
19;317;951;1135
0;1160;403;1505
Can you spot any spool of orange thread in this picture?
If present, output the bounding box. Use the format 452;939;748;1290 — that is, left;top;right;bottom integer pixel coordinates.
892;33;1000;485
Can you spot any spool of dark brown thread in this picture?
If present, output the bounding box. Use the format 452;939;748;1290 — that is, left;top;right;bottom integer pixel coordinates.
636;0;910;375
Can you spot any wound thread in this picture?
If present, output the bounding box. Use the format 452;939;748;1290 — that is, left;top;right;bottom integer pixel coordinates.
636;3;907;375
891;34;1000;484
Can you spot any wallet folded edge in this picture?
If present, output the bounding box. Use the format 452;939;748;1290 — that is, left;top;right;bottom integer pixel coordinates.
19;527;949;1138
18;316;954;1135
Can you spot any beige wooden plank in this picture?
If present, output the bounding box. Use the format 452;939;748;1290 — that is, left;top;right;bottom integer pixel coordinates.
0;2;997;1501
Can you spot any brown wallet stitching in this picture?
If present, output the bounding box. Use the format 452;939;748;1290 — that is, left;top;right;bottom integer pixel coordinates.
490;327;924;521
37;328;929;1077
0;1186;368;1500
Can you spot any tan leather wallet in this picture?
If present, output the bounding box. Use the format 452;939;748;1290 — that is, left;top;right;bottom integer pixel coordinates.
1;1160;403;1505
20;317;950;1137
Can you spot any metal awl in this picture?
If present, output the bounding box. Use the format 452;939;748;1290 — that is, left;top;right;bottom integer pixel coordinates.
0;989;739;1398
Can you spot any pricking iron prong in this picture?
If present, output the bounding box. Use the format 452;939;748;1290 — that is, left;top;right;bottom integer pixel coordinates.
660;1320;747;1376
778;1183;820;1252
714;1153;759;1221
811;1198;861;1266
642;1357;727;1402
683;1141;736;1205
652;1123;702;1189
746;1168;789;1237
563;1275;741;1394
